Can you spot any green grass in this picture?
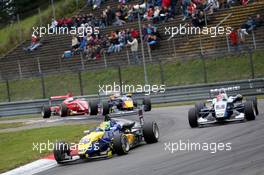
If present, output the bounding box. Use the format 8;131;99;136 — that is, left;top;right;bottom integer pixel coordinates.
0;114;40;121
0;122;25;129
0;123;97;173
0;52;263;102
0;0;85;57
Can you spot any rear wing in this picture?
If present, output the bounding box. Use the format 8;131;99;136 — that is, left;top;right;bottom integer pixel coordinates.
209;86;240;97
50;95;70;100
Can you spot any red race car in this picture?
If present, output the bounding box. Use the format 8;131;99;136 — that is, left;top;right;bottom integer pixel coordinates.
41;93;98;118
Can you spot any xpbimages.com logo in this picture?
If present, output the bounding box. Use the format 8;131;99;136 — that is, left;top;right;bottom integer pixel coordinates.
32;24;100;37
32;140;100;153
98;82;166;95
164;24;232;39
164;140;232;154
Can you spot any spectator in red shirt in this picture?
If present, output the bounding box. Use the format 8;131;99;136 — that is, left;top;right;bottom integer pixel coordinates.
162;0;171;8
130;28;139;39
229;28;240;53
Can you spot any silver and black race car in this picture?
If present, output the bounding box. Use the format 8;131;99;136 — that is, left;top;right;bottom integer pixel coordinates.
188;88;259;128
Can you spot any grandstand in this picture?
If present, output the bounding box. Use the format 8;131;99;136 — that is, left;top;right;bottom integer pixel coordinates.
0;1;263;80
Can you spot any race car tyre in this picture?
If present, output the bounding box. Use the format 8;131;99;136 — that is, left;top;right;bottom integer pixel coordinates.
143;121;159;143
188;107;199;128
42;105;51;118
53;141;71;164
133;100;138;108
59;104;68;117
143;97;151;111
102;101;110;116
89;100;98;115
113;133;129;155
246;96;259;115
244;101;256;121
195;102;205;115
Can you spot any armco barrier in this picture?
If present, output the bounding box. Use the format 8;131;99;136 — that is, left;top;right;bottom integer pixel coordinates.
0;78;263;117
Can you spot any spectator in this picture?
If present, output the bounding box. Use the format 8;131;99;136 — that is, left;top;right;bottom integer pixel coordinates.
241;17;255;33
127;36;139;64
241;0;249;6
159;6;170;22
72;35;79;50
237;27;247;49
229;28;240;53
50;18;58;32
192;10;206;28
148;34;158;49
205;0;219;14
130;28;139;39
162;0;171;8
23;34;42;52
255;14;263;28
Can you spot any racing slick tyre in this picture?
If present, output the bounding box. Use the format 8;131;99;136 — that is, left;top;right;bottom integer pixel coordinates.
188;107;199;128
42;105;51;118
59;104;69;117
143;121;159;143
102;101;110;116
113;133;129;155
246;96;259;115
143;97;151;112
133;100;138;108
53;141;71;164
244;101;256;121
195;102;205;114
89;100;98;115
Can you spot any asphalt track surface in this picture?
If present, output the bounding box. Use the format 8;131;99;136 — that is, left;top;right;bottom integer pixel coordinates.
37;101;264;175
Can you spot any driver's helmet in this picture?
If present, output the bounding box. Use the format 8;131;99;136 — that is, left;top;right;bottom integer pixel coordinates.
217;89;228;100
98;121;111;131
113;92;120;98
66;92;73;97
109;92;120;100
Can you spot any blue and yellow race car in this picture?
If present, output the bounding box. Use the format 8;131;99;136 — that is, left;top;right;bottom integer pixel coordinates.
100;93;152;116
53;112;159;164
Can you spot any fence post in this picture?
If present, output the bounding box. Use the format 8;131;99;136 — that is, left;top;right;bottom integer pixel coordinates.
76;0;79;10
17;60;22;79
147;45;152;62
248;49;255;79
203;10;208;27
51;0;56;19
17;14;22;43
200;54;208;83
226;35;230;52
40;74;46;98
6;79;11;102
38;8;43;26
78;72;84;96
159;61;165;85
126;47;130;65
80;53;85;70
172;39;177;58
103;52;108;68
37;57;42;74
118;66;123;94
199;36;204;55
137;13;148;85
252;30;256;50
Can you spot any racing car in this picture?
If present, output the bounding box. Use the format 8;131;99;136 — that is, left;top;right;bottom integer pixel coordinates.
53;110;159;164
188;88;259;128
41;93;98;118
100;92;152;116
